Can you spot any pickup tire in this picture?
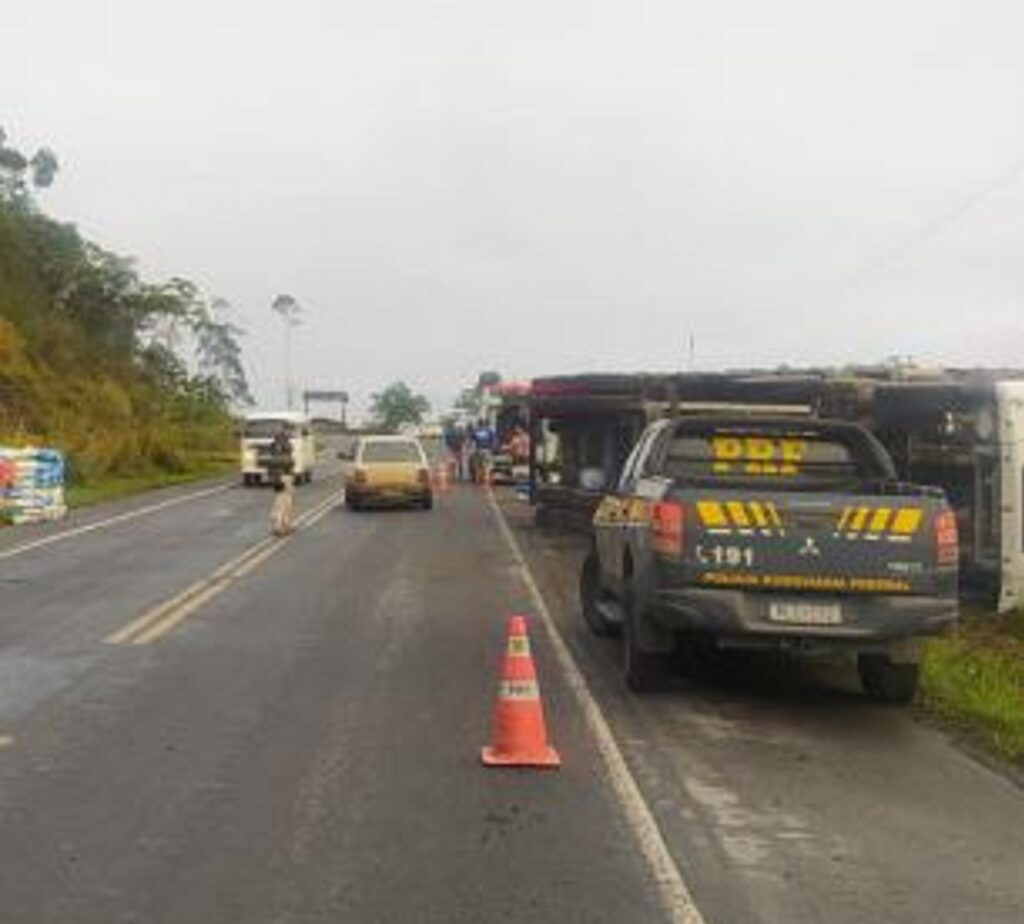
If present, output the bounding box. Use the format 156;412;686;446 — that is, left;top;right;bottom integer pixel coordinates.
858;654;920;705
579;548;620;637
623;585;672;693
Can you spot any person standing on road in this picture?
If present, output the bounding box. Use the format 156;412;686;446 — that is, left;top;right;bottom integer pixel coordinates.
445;422;466;483
470;419;496;484
265;428;296;537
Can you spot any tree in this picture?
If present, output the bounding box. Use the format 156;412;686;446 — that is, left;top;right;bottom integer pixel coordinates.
369;381;430;433
272;293;301;409
192;298;253;407
0;127;58;201
452;370;502;418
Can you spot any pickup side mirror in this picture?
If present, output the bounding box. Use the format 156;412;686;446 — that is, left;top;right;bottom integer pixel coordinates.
338;449;355;461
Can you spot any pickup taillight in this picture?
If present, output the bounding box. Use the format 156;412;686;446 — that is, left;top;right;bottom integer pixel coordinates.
934;509;958;567
652;501;685;557
352;468;367;485
417;468;430;486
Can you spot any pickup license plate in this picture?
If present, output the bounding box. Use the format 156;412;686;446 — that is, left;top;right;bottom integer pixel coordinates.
768;601;843;626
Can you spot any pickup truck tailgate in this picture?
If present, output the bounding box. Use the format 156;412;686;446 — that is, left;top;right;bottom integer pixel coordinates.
667;490;954;596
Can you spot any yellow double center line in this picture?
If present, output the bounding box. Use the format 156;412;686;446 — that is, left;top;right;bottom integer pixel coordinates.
106;489;344;646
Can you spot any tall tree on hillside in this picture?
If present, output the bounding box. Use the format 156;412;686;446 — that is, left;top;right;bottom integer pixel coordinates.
369;381;430;433
0;127;58;201
272;293;302;409
193;298;253;407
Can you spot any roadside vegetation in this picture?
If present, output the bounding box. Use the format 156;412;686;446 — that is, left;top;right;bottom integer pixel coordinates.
368;381;430;432
0;127;251;505
921;610;1024;767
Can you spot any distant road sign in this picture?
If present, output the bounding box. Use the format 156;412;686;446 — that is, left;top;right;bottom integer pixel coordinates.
303;390;349;403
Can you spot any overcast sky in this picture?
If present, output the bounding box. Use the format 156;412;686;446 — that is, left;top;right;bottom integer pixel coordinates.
6;0;1024;417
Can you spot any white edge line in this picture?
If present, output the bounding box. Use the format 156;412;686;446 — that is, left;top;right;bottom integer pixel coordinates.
0;482;234;562
486;489;706;924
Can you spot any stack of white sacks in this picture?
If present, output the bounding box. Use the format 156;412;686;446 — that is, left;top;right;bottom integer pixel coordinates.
0;447;67;525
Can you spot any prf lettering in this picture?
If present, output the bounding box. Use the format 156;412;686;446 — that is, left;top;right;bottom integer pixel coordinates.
711;437;807;475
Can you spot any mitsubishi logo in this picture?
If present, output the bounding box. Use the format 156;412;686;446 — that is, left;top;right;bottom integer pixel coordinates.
798;537;821;557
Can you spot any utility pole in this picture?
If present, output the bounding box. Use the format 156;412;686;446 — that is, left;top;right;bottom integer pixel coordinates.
271;294;302;409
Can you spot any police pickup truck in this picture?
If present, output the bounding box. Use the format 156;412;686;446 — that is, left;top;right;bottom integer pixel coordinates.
579;415;959;702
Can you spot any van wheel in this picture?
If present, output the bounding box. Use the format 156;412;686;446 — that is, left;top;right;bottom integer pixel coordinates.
579;549;619;637
858;654;920;705
623;588;672;693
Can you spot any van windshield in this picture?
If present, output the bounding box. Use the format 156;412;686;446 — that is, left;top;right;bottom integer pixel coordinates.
361;441;422;463
245;419;295;438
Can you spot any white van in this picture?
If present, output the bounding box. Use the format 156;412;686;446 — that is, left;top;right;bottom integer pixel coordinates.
240;412;316;485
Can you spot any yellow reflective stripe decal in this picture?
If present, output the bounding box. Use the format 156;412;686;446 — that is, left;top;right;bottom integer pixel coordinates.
725;502;750;528
868;508;892;533
748;502;769;528
696;501;729;528
836;507;852;531
766;502;784;528
891;508;923;535
849;507;870;531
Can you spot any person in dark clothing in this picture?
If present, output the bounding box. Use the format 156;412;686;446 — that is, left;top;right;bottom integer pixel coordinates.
265;428;296;535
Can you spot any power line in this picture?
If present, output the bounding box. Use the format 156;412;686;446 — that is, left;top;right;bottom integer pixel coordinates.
830;150;1024;297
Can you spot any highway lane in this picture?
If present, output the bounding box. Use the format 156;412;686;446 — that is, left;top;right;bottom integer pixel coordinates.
4;472;1022;923
0;481;672;923
498;492;1024;924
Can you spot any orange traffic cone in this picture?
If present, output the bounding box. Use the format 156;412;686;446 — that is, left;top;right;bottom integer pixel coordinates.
482;616;561;768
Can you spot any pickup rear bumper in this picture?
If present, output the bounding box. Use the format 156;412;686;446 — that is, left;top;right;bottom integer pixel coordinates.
651;587;957;652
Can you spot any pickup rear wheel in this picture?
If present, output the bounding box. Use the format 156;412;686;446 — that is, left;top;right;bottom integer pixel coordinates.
858;654;920;705
579;549;620;637
623;588;672;693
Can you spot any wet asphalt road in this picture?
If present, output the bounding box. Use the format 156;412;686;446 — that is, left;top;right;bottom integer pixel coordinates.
0;472;1021;923
0;473;661;924
501;497;1024;924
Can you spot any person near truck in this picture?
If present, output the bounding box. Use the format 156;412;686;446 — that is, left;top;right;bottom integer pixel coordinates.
264;428;296;536
469;420;496;484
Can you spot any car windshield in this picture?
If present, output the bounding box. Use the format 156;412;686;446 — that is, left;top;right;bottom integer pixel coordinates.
361;441;422;463
244;419;294;438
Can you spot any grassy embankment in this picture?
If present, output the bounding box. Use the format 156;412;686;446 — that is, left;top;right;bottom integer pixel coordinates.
921;609;1024;767
0;194;240;513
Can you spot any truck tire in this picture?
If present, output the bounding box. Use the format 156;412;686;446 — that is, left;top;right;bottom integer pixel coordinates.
858;654;920;705
579;548;620;637
623;587;672;693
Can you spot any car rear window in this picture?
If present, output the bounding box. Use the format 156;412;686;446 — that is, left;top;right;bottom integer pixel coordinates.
662;425;876;490
361;441;423;463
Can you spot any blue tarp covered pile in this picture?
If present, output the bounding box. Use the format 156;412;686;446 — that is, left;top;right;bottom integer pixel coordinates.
0;447;68;526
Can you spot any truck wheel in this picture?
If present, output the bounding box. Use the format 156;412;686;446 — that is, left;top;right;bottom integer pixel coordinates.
858;654;920;705
579;548;620;637
623;589;672;693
